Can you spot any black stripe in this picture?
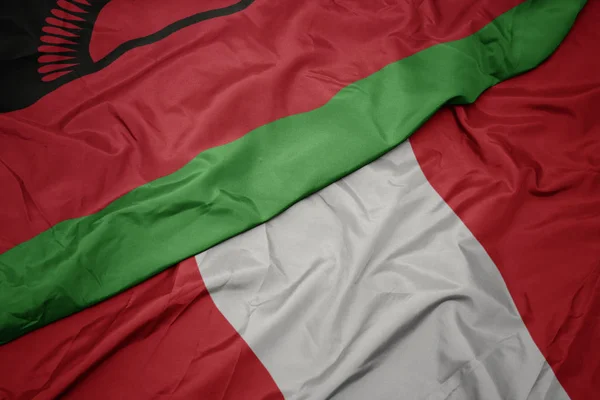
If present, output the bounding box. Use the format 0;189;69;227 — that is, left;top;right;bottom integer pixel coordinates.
0;0;256;113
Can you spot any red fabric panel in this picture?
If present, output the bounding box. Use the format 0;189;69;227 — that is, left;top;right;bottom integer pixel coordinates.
0;0;524;253
89;0;239;62
0;258;283;399
411;3;600;399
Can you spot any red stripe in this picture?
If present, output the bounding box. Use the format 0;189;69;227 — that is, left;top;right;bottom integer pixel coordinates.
41;70;74;82
42;26;79;38
37;44;75;53
0;258;283;399
38;63;78;74
411;3;600;399
51;8;85;22
40;35;78;45
0;0;523;253
38;54;76;63
45;17;82;30
57;0;87;14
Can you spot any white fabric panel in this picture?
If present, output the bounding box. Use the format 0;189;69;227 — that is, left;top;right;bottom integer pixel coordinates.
195;141;568;400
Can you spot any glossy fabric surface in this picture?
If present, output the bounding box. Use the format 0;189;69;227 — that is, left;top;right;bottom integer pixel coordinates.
197;141;569;399
0;0;585;343
0;2;596;397
412;2;600;397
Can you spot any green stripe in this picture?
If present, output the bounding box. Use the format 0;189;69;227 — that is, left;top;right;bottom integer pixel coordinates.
0;0;586;344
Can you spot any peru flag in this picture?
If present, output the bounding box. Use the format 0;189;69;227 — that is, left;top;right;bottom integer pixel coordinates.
0;0;598;399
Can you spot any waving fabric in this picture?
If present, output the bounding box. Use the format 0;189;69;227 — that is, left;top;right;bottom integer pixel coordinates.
0;0;587;345
0;0;598;399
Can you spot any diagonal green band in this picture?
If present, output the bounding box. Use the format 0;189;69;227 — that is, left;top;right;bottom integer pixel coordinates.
0;0;587;344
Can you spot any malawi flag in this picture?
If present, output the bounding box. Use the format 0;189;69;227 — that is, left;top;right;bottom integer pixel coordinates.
0;0;598;398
